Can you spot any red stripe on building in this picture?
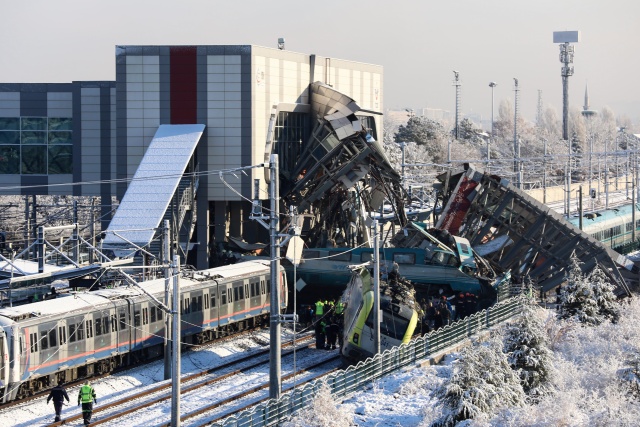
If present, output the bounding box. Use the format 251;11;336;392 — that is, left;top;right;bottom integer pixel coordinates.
170;46;197;124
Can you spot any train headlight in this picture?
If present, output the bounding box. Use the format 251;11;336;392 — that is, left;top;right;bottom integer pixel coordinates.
353;333;359;345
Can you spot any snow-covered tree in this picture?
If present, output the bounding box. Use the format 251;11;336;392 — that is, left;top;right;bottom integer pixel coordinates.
558;254;619;325
394;116;447;164
430;336;525;426
587;265;620;323
503;297;554;400
619;352;640;399
283;382;353;427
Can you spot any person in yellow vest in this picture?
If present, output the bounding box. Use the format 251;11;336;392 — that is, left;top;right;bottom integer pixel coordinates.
77;380;97;425
314;299;324;322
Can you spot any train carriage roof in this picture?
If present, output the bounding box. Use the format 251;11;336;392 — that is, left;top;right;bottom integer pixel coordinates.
0;260;272;323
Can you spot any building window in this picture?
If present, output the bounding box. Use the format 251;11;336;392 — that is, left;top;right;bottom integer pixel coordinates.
0;116;72;175
274;112;309;178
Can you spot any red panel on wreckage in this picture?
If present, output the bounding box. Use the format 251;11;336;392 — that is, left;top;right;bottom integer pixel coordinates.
439;176;478;235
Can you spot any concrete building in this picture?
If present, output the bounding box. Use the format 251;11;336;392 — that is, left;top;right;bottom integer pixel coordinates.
0;45;383;269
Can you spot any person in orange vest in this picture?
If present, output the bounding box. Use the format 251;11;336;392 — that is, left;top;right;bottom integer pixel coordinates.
77;380;97;425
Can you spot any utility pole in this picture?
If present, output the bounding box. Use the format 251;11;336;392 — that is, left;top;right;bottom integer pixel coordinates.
163;220;172;380
373;219;380;355
268;154;282;399
171;254;181;427
513;78;521;188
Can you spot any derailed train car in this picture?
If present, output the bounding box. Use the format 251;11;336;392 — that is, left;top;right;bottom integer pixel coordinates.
0;260;287;403
341;266;418;362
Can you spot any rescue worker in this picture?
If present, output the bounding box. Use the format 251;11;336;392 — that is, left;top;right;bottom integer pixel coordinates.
334;299;345;325
78;380;97;425
47;382;70;422
326;317;339;350
315;319;327;349
314;299;324;322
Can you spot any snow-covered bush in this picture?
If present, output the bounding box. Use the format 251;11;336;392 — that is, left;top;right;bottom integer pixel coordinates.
503;297;554;400
430;336;525;426
558;254;618;325
283;382;354;427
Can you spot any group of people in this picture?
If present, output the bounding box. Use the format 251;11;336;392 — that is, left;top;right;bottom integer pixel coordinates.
310;298;346;350
419;290;480;333
46;380;97;425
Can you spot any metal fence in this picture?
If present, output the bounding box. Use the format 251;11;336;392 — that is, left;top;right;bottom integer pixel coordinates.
212;296;524;427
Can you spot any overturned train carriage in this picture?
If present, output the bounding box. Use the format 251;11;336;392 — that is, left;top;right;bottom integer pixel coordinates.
0;260;287;403
341;267;418;362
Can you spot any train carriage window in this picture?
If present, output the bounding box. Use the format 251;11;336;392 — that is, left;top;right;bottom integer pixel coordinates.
69;324;77;343
95;318;102;336
329;250;351;261
150;306;157;323
49;329;57;347
86;320;93;338
221;289;227;305
112;314;118;332
191;297;198;312
204;294;209;310
77;322;84;340
266;280;271;294
211;294;217;308
119;312;126;330
40;332;48;350
157;306;163;320
197;296;203;311
58;326;66;345
261;280;266;295
134;310;141;327
234;287;239;301
30;333;38;352
244;284;249;299
228;287;233;303
393;253;416;265
250;283;256;297
143;307;149;325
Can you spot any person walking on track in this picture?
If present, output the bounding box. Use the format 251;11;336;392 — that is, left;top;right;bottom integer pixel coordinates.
78;380;97;425
47;382;70;422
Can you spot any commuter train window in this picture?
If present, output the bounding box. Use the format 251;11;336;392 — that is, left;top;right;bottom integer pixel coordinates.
250;283;256;297
103;316;109;332
211;294;217;308
393;253;416;265
221;289;227;305
119;312;126;330
261;280;266;295
86;320;93;339
134;310;141;327
143;307;149;325
191;296;198;312
77;322;84;340
234;287;239;301
228;287;233;303
30;333;38;353
157;306;163;321
41;331;49;350
204;294;210;310
244;284;249;299
112;314;119;332
69;324;77;343
150;306;157;323
197;296;203;311
95;318;102;336
266;280;271;294
49;329;57;347
58;326;66;345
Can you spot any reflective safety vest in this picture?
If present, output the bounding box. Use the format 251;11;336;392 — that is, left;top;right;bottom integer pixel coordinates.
335;301;344;315
315;300;324;315
78;384;95;404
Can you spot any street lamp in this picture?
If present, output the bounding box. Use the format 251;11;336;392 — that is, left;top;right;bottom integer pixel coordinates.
488;82;497;172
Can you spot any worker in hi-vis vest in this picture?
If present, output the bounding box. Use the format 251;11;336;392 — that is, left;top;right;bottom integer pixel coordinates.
77;380;97;425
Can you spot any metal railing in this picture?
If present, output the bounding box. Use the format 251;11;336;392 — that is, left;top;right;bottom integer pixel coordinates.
212;295;524;427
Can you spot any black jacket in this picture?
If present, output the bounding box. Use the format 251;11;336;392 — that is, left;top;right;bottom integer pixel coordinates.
47;385;70;404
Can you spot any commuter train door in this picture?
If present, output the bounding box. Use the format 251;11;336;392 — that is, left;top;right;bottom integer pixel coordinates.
232;280;246;318
0;329;7;396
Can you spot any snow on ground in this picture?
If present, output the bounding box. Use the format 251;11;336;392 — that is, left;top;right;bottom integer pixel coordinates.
0;327;306;426
307;297;640;427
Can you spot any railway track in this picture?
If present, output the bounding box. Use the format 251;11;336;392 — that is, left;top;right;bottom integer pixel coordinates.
44;333;316;426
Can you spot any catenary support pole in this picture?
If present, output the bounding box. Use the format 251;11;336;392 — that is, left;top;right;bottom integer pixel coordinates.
163;220;171;380
269;154;282;400
171;254;181;427
373;219;380;355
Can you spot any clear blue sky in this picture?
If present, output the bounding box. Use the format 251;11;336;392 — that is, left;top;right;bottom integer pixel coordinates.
1;0;638;123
